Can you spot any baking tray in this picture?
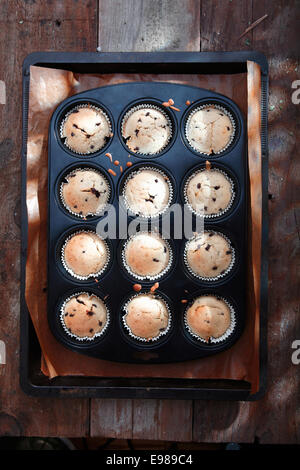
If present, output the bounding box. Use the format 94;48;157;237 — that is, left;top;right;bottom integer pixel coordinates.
21;51;268;399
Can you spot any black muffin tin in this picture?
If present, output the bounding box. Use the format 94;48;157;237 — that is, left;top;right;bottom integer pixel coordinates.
21;51;268;400
47;81;247;363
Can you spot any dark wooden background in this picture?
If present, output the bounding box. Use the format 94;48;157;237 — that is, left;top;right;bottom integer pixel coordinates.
0;0;299;443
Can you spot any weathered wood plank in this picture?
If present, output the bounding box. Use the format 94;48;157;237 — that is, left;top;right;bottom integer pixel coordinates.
0;0;97;437
126;400;193;442
91;399;193;441
251;0;300;444
90;399;133;439
91;398;194;442
200;0;253;51
2;0;97;22
98;0;200;52
131;400;160;441
193;401;258;443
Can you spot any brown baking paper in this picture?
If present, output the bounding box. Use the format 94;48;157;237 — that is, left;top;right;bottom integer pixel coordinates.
25;63;262;393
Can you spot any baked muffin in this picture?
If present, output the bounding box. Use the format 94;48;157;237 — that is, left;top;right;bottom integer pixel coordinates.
185;168;234;216
61;105;111;154
185;231;233;279
122;106;171;154
124;294;169;340
185;295;231;342
123;232;170;279
61;168;110;217
62;293;108;339
62;231;108;278
123;168;171;217
186;105;234;154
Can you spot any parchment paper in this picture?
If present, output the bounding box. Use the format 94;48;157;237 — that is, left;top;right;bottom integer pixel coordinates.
25;63;261;393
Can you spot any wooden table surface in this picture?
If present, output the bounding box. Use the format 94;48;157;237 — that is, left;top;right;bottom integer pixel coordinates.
0;0;299;443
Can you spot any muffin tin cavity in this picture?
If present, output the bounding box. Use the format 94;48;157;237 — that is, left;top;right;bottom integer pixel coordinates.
61;230;111;281
58;164;112;219
119;163;175;219
183;229;236;283
182;163;237;219
58;290;110;345
48;81;246;363
120;290;173;346
120;100;175;157
57;99;113;157
119;230;174;282
182;99;239;157
55;226;113;283
183;293;237;345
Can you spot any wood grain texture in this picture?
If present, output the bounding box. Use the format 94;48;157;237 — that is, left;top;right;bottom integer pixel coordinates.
132;400;193;442
90;399;133;439
200;0;253;51
0;0;97;437
251;0;300;444
193;0;300;444
193;401;258;443
98;0;200;51
90;399;193;441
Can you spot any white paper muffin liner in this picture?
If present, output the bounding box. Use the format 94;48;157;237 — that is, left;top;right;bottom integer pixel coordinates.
61;230;111;280
183;230;236;282
122;292;172;343
121;103;173;155
59;103;112;155
121;166;174;219
59;166;111;218
60;291;110;342
183;166;235;219
185;104;236;156
121;231;173;281
184;294;236;344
